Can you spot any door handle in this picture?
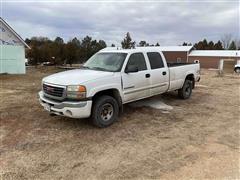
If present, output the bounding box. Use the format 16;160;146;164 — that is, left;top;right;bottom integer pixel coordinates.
145;74;151;78
162;71;167;75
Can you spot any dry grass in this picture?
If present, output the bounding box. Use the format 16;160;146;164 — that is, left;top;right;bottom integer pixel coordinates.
0;67;239;179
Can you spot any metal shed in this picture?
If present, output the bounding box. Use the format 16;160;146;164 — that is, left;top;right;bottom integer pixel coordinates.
188;50;240;69
0;18;30;74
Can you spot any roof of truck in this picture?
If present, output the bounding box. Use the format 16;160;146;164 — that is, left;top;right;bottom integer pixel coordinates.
100;46;193;53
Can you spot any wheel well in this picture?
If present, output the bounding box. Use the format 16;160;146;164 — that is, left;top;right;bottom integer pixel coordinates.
186;74;195;89
92;89;122;109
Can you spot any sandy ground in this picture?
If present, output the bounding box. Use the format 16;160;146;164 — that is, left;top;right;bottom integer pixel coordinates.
0;67;239;179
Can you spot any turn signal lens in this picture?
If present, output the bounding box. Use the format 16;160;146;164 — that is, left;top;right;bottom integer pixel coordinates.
78;86;86;92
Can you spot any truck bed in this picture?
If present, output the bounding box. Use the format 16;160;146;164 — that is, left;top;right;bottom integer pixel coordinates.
167;62;200;91
167;62;195;67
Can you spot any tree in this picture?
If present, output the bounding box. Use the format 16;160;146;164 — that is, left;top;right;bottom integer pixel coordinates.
236;39;240;50
228;41;237;50
138;40;147;47
202;39;208;50
221;34;232;49
194;39;223;50
155;42;160;46
213;40;223;50
111;43;115;47
121;32;135;49
208;41;214;50
65;38;80;66
54;37;64;45
194;41;204;50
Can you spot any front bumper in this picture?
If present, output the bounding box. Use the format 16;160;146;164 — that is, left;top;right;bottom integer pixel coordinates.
38;91;92;118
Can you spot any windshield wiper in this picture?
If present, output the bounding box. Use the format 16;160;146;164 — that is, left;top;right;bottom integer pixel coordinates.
91;67;110;72
81;66;91;69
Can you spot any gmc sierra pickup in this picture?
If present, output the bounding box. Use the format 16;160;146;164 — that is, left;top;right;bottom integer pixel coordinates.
39;47;200;127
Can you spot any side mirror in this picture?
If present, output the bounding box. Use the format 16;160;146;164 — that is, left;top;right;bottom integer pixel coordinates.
125;65;138;73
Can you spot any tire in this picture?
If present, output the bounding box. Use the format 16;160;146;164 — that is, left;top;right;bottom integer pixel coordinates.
91;95;119;128
178;80;193;99
234;67;240;73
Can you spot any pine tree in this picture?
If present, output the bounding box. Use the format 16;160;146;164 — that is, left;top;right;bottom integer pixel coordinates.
228;41;237;50
208;41;214;50
213;41;223;50
121;32;135;49
139;40;147;47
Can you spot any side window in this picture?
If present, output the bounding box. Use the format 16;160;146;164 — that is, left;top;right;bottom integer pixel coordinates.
126;53;147;71
147;52;164;69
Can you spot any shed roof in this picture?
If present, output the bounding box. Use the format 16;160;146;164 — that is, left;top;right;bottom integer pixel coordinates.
101;46;193;53
189;50;240;57
0;17;30;49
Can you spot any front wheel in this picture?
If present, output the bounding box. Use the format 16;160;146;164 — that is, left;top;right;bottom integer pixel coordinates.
91;95;119;128
178;80;193;99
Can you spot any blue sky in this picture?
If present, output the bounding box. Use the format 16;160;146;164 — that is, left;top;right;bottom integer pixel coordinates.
1;0;239;46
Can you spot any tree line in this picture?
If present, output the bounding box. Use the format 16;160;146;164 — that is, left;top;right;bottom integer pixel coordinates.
25;32;240;65
25;36;107;65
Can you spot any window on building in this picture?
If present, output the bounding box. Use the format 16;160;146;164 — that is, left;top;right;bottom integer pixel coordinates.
147;52;164;69
177;57;181;62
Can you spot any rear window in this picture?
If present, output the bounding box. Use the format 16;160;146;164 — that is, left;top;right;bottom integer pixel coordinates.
147;52;164;69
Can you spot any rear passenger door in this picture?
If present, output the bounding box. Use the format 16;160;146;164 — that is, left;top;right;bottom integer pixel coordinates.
146;52;169;95
122;53;151;103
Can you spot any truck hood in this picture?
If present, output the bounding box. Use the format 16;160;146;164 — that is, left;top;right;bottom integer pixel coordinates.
43;69;114;86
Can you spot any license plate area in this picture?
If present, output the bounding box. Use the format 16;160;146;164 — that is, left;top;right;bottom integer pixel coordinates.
44;103;51;112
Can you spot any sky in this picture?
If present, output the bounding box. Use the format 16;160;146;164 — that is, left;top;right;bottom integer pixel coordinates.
1;0;239;46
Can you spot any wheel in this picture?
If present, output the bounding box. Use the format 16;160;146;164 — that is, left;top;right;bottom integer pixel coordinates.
178;80;193;99
91;95;119;128
234;67;240;73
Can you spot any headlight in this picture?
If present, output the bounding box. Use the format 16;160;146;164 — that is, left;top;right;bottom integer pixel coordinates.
66;85;86;99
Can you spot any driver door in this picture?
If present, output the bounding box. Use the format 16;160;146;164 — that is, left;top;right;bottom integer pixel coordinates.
121;53;151;103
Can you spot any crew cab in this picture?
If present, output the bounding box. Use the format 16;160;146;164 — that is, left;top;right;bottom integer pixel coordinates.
39;47;200;127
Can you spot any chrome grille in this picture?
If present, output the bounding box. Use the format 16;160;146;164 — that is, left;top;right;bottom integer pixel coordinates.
43;84;64;97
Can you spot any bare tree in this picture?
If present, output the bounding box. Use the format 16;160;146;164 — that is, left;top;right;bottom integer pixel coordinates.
221;34;232;49
234;38;240;50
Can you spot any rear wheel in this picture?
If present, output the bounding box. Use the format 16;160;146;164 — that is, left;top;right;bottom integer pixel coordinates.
178;80;193;99
92;95;119;128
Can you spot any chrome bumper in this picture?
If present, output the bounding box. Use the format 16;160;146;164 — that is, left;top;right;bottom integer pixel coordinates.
38;91;92;118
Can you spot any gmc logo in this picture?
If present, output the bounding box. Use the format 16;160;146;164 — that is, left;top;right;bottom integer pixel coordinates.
46;86;54;92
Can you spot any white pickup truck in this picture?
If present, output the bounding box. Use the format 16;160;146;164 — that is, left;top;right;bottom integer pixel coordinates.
39;47;200;127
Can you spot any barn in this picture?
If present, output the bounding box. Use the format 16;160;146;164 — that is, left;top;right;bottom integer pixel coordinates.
0;18;30;74
188;50;240;69
159;46;193;63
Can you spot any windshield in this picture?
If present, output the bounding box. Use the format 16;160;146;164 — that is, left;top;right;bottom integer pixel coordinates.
83;53;127;72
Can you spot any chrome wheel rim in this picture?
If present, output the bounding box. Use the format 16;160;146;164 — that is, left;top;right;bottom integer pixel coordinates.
100;103;113;121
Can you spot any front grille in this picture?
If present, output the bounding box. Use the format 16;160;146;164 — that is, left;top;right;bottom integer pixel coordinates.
43;84;64;97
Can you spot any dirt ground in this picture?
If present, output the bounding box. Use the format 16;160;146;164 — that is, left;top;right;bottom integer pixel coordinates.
0;67;239;179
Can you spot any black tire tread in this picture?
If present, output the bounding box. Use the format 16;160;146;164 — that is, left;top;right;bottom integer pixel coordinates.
91;95;119;128
178;79;193;99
